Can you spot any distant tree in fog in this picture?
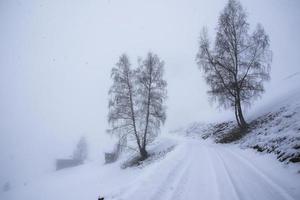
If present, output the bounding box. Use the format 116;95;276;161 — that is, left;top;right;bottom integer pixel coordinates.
108;53;167;160
196;0;272;129
73;136;88;163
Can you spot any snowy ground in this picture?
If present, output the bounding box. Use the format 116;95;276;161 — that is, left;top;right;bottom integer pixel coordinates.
172;86;300;164
2;78;300;200
2;134;299;200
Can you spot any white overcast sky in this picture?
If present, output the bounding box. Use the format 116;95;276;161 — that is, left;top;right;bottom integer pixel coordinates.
0;0;299;185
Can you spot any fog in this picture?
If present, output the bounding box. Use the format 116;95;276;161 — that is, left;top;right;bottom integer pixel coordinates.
0;0;299;187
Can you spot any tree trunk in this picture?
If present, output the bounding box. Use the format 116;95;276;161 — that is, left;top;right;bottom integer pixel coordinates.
234;102;242;128
142;89;151;148
236;99;247;129
142;64;152;155
139;147;148;160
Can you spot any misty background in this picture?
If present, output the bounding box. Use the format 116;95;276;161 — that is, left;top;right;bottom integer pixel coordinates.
0;0;299;187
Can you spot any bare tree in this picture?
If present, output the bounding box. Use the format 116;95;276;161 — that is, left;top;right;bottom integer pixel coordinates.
136;52;167;158
196;0;272;129
73;136;88;164
108;53;167;160
108;54;143;158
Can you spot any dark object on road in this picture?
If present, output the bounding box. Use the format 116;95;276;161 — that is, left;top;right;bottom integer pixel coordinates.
98;196;104;200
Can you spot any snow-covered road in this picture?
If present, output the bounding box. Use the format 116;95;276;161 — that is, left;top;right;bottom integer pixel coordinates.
110;138;300;200
2;136;299;200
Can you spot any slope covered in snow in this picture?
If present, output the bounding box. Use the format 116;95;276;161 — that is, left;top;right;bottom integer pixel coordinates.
239;96;300;163
173;81;300;164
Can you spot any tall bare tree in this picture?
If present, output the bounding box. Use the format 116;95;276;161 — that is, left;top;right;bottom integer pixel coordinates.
136;52;167;158
196;0;272;129
108;53;167;160
107;54;143;157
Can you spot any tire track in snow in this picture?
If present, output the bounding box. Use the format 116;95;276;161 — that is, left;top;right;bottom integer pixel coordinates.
221;147;296;200
167;143;215;200
150;157;191;200
164;141;221;200
168;169;189;200
208;146;241;200
111;143;190;200
214;146;295;200
193;144;220;200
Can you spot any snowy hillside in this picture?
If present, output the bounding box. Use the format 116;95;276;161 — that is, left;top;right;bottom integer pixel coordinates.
240;95;300;163
172;83;300;164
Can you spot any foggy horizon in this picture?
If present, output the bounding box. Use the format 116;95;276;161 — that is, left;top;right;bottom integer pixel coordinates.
1;0;300;192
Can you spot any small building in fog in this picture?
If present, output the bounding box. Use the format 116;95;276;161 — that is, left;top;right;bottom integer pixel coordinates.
55;159;81;171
